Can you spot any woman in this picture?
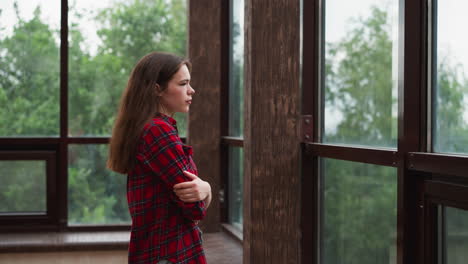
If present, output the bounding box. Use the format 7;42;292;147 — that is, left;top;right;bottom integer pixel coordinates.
108;52;212;264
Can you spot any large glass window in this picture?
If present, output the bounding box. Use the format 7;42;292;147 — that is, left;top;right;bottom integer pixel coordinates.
321;158;397;264
68;144;129;225
0;0;188;228
433;0;468;154
438;206;468;264
0;0;60;136
323;0;399;147
0;160;46;213
229;0;244;137
224;0;245;233
228;146;243;230
68;0;188;137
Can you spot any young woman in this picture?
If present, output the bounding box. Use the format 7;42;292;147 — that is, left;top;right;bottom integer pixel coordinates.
108;52;212;264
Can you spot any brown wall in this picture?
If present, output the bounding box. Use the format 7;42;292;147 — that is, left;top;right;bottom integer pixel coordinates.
187;0;223;233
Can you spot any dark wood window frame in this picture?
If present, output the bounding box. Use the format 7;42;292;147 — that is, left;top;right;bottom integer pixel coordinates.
302;0;468;264
0;0;187;233
0;151;57;230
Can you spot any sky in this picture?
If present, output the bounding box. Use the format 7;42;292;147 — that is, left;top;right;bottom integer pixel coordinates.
0;0;113;55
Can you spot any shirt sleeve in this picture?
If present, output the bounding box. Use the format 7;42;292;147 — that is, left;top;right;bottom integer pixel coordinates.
137;121;206;221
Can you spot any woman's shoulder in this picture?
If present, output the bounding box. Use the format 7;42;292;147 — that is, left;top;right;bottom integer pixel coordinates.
143;117;177;135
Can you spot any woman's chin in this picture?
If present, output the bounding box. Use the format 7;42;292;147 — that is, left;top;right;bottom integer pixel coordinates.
178;108;190;113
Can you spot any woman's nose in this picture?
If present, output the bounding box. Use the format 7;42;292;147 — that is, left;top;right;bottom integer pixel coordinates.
189;85;195;95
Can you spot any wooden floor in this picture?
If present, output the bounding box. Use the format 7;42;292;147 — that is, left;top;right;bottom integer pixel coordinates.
0;231;242;264
204;232;243;264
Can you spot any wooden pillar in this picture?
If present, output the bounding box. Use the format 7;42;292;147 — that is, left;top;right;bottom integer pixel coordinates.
188;0;223;233
244;0;301;263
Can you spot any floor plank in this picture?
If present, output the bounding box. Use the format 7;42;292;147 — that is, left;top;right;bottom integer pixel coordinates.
204;232;243;264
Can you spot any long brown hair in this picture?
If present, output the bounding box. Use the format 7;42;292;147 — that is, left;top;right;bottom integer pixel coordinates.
107;52;190;174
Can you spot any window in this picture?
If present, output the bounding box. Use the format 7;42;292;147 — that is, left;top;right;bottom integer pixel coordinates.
433;0;468;154
0;0;188;230
439;206;468;264
222;0;244;234
302;0;468;263
323;0;399;147
0;0;60;136
228;146;243;230
321;158;397;264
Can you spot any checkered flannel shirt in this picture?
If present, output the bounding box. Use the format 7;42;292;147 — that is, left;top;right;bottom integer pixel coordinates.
127;114;207;264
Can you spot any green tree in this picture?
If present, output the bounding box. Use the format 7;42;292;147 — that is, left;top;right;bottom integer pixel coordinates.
0;0;188;224
434;59;468;153
69;0;188;137
0;5;59;136
67;0;188;224
325;7;396;147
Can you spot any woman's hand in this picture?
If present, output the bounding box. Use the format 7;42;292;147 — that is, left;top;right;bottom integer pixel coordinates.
174;171;212;205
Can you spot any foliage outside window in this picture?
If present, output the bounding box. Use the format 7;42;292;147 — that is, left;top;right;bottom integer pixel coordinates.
0;0;188;225
322;158;397;264
321;1;399;264
68;0;188;137
323;0;398;148
0;160;46;213
433;0;468;154
0;1;60;136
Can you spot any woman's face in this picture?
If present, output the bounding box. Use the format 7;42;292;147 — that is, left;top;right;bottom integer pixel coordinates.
159;64;195;115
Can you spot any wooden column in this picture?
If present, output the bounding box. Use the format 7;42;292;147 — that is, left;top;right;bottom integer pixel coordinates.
244;0;301;263
188;0;223;233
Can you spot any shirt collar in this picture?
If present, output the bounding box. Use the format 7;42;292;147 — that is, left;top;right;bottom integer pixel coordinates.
155;112;177;127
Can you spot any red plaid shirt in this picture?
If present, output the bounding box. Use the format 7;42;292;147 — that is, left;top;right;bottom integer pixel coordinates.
127;114;207;264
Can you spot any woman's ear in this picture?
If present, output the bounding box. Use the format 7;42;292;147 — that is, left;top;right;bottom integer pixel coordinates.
155;83;163;96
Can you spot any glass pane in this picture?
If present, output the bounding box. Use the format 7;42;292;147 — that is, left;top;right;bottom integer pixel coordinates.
228;146;243;230
68;145;130;225
438;206;468;264
68;0;188;137
0;1;60;136
228;0;244;137
322;158;397;264
323;0;399;147
0;160;46;212
434;0;468;154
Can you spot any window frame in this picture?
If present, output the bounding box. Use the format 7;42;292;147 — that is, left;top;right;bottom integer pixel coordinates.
0;151;57;231
0;0;187;232
302;0;468;264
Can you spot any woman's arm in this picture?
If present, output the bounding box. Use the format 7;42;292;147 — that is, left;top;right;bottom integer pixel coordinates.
173;171;212;208
138;121;207;221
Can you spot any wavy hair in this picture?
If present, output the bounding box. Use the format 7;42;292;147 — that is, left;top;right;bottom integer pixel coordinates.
107;52;190;174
